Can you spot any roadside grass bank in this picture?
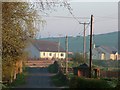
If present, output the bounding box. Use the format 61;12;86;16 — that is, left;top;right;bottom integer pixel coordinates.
48;61;69;87
51;71;69;87
48;61;119;88
5;66;28;88
9;73;27;87
69;76;117;88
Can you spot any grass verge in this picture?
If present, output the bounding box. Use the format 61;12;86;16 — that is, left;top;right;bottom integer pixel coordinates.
9;73;27;87
69;76;116;88
51;72;69;87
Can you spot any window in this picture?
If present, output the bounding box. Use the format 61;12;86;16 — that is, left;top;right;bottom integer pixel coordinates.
61;53;64;57
43;53;45;56
49;53;52;56
101;53;105;60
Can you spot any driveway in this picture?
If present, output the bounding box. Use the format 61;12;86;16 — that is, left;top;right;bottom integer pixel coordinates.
16;67;56;88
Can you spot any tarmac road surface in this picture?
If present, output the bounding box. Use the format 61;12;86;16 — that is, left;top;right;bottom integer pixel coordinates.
16;67;57;88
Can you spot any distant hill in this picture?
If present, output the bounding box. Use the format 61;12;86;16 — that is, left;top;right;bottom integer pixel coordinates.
39;31;118;53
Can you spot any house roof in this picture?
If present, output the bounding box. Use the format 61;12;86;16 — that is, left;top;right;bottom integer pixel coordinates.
31;39;65;52
78;63;89;69
97;45;118;54
95;48;103;53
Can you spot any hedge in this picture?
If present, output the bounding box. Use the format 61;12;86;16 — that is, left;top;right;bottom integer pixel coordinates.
69;76;112;88
48;61;59;73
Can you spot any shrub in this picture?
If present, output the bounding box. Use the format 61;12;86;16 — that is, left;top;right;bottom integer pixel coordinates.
69;76;112;88
52;71;69;87
9;73;26;87
48;61;59;73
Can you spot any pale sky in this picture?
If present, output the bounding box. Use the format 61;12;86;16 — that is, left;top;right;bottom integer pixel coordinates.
36;2;118;38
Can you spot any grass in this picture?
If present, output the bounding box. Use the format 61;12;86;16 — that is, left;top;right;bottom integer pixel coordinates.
7;67;28;88
0;83;7;89
9;73;26;87
101;78;118;88
69;76;113;88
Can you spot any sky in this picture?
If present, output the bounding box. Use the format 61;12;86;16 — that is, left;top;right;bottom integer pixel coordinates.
36;1;118;38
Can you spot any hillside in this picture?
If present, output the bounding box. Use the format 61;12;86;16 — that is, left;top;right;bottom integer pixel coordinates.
39;31;118;52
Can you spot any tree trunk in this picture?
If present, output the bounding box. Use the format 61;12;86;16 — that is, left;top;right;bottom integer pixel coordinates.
13;70;17;80
10;69;14;83
19;60;23;73
13;62;18;81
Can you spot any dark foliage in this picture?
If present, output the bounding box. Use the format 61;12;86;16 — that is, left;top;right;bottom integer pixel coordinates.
69;76;112;88
48;61;59;73
52;71;69;87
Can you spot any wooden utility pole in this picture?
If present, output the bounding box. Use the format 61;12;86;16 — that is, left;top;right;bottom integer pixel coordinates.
79;22;89;63
83;23;86;62
58;34;61;59
65;35;68;75
89;15;94;78
58;37;60;59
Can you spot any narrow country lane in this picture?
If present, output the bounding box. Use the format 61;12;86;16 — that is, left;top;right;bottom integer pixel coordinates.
16;67;57;88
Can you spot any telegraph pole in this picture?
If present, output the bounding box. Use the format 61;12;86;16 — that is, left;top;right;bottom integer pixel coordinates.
58;34;61;59
89;15;94;78
83;23;86;62
65;35;68;76
79;22;89;63
58;37;60;59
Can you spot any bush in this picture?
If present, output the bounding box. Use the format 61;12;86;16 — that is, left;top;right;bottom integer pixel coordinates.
48;61;59;73
9;73;26;87
69;76;112;88
52;71;69;87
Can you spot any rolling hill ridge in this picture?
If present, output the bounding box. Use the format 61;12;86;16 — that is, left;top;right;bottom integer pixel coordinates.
39;31;119;52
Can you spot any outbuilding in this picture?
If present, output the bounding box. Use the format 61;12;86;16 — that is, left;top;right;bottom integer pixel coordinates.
73;63;89;78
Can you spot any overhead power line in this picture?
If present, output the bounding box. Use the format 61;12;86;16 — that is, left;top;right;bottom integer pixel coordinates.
41;15;117;19
41;15;90;19
95;16;117;19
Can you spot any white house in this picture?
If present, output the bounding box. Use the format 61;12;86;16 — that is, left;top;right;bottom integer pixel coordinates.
91;45;118;60
25;39;66;60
